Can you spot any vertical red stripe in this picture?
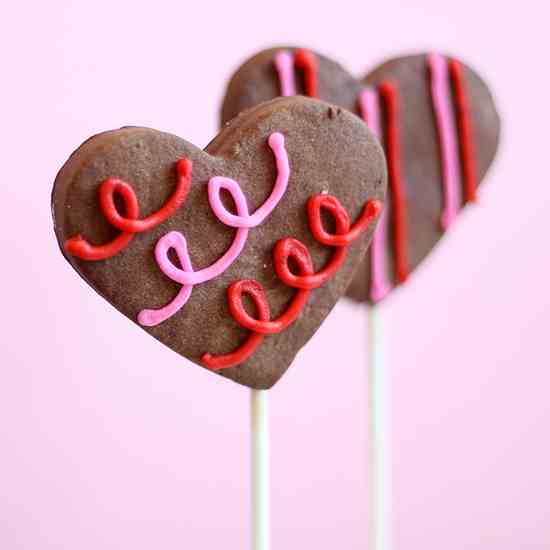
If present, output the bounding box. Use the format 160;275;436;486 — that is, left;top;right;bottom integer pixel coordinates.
294;49;318;98
379;81;409;284
448;59;478;203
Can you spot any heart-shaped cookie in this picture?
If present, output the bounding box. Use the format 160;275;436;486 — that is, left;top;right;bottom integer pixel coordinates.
52;97;386;389
221;48;500;303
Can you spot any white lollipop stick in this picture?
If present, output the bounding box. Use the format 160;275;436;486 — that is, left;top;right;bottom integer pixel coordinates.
368;306;391;550
251;389;270;550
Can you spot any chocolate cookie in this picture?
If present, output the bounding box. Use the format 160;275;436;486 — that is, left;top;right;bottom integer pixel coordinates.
220;48;500;303
52;97;386;389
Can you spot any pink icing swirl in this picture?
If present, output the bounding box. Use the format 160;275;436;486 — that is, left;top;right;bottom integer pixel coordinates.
138;132;289;327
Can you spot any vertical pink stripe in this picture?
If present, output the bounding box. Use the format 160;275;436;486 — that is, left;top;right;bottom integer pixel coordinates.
358;88;391;302
274;50;296;97
428;53;461;230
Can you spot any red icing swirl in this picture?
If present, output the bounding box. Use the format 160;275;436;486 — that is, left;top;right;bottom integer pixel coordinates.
201;195;382;370
64;159;192;260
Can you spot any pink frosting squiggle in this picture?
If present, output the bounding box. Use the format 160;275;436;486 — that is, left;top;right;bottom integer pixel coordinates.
428;53;461;230
209;133;288;228
137;233;194;326
153;186;249;287
358;88;391;303
138;133;289;327
274;50;296;97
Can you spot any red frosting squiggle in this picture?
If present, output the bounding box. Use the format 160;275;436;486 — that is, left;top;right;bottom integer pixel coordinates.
201;196;382;370
64;160;192;261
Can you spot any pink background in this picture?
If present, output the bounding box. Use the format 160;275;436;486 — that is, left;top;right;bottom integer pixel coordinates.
2;1;549;548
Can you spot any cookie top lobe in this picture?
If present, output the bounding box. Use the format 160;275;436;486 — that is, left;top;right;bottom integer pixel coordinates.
221;47;362;125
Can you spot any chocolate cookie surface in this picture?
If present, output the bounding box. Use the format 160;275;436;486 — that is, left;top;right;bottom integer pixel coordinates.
220;48;500;304
52;97;386;389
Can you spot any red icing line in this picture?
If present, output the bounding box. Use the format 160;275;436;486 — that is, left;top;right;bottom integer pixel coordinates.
64;159;192;261
201;196;382;369
64;183;140;260
379;81;409;284
101;159;192;232
202;333;266;372
227;278;311;335
273;236;345;290
308;195;381;247
294;49;318;98
64;230;136;261
448;59;478;203
201;280;270;371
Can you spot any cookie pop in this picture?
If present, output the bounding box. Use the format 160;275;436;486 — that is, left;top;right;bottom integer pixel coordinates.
52;95;386;550
220;46;500;549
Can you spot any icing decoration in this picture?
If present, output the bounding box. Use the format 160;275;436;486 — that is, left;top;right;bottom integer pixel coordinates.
294;49;318;98
138;133;289;326
274;51;296;97
353;56;478;300
358;88;391;302
428;53;461;229
201;197;382;370
379;81;409;284
449;58;478;203
64;160;192;260
137;232;194;327
229;269;311;335
273;49;318;98
201;280;271;370
208;133;289;229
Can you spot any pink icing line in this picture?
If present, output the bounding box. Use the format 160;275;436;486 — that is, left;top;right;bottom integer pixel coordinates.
137;233;193;326
274;50;296;97
153;189;249;286
209;133;289;228
358;88;391;303
428;53;461;230
137;133;289;327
